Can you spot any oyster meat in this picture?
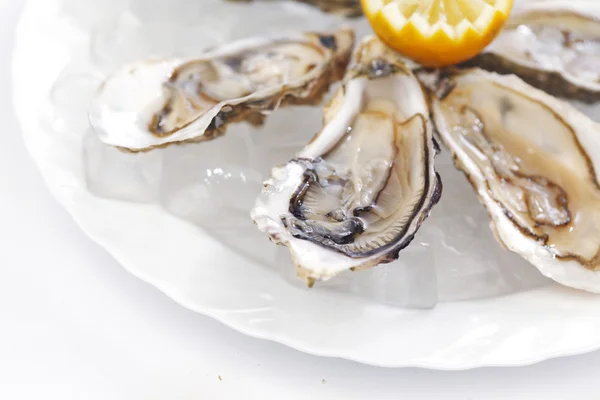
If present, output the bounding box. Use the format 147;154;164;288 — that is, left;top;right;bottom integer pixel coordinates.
252;37;441;284
429;68;600;292
466;1;600;102
89;28;354;152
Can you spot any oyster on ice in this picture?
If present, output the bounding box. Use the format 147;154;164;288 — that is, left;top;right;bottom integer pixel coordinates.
89;28;354;152
429;68;600;292
252;37;442;285
466;1;600;102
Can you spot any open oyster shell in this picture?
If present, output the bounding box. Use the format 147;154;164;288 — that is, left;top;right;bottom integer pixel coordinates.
466;1;600;103
252;37;442;285
429;68;600;292
89;28;354;152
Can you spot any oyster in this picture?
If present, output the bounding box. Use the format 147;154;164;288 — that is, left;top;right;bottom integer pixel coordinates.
252;37;441;285
224;0;363;18
466;1;600;102
429;68;600;292
89;28;354;152
293;0;362;17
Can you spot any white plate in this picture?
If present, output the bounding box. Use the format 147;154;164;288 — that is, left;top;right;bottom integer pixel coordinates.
13;0;600;369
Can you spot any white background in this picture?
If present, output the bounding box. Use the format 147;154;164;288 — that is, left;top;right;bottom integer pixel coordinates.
2;1;600;399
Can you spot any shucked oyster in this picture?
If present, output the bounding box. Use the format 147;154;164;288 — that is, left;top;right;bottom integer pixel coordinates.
466;1;600;102
429;68;600;292
252;37;441;285
89;28;354;152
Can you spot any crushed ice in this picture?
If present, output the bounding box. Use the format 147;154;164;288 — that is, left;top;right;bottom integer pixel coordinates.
48;0;565;307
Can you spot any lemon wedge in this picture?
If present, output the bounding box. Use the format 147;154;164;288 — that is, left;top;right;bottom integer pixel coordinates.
362;0;513;67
